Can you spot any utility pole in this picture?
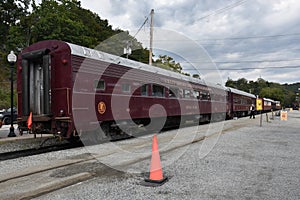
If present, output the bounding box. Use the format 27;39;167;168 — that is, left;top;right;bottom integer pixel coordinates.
149;9;154;65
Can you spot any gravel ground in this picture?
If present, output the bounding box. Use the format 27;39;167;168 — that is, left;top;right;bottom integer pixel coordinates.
0;136;62;154
30;111;300;200
0;124;60;153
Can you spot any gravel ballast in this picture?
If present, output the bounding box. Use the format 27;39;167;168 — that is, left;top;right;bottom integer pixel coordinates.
29;111;300;200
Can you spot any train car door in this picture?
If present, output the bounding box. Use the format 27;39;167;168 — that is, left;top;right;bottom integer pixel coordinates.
22;49;51;116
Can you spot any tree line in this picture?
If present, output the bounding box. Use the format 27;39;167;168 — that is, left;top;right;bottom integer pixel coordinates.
0;0;298;109
226;78;300;107
0;0;187;108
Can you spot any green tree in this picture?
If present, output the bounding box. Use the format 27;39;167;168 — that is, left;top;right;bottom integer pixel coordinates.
95;31;148;63
24;0;151;63
154;55;183;73
0;0;30;51
226;77;251;92
5;0;122;49
236;78;249;91
0;0;30;108
225;78;236;88
259;87;284;103
225;77;300;107
28;0;93;46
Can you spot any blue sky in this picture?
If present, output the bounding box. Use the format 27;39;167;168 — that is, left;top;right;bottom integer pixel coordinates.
36;0;300;84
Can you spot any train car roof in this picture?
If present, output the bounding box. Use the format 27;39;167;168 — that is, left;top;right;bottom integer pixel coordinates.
227;87;256;98
67;42;226;91
263;98;275;103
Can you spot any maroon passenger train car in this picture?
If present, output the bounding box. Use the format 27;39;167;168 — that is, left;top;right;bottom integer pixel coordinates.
17;40;228;138
262;98;275;112
227;87;256;118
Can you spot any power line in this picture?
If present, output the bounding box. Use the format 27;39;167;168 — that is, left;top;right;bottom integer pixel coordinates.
177;58;300;64
137;33;300;43
197;0;248;21
183;65;300;71
132;11;151;38
215;59;300;64
206;48;300;59
198;33;300;41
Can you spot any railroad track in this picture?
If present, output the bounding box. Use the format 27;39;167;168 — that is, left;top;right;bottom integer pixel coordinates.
0;140;83;161
0;113;255;162
0;116;261;199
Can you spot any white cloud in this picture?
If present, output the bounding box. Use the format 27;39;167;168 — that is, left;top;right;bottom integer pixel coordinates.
263;0;300;30
74;0;300;84
225;52;242;59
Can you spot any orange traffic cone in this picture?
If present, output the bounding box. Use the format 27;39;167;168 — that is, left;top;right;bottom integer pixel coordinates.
143;134;168;186
27;112;32;129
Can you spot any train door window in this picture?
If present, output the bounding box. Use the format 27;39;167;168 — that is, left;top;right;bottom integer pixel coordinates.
94;80;105;91
122;83;131;93
169;87;178;98
141;84;148;96
183;89;191;98
201;91;209;100
152;84;165;97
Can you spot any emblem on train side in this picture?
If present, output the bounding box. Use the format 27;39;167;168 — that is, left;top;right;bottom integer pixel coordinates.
98;101;106;114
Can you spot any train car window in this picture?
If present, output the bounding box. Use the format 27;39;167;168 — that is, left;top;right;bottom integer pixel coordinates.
199;92;203;100
192;90;200;99
94;80;105;91
179;89;183;98
210;93;215;100
141;84;148;96
207;93;211;100
122;83;131;93
201;91;209;100
240;98;244;104
152;84;165;97
183;89;191;98
233;97;239;103
169;87;179;98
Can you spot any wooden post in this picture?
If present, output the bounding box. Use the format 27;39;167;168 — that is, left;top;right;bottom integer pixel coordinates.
266;113;269;123
260;111;263;127
271;110;274;120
